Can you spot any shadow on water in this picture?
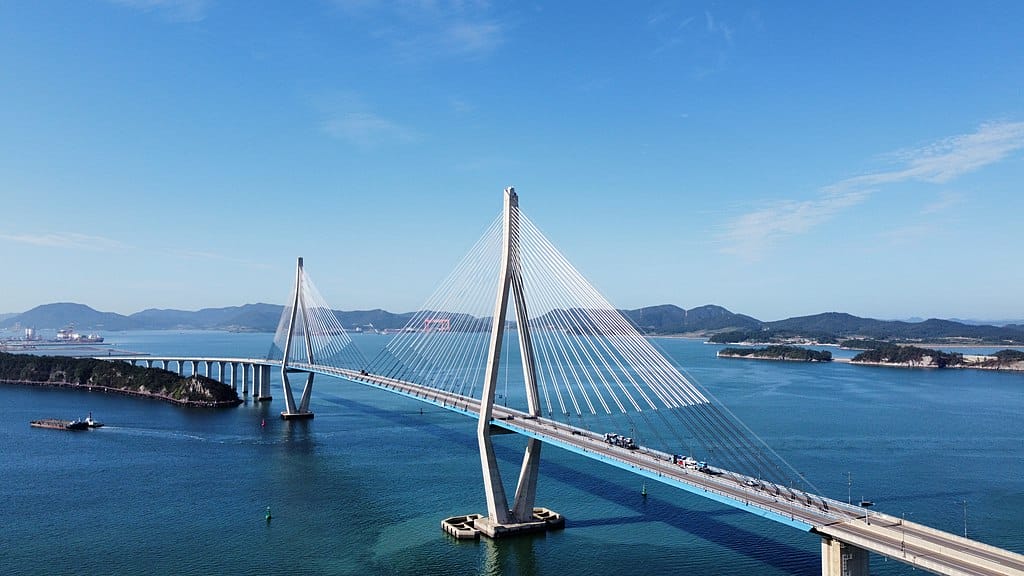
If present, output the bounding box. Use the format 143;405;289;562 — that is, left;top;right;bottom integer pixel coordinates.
278;418;316;454
317;393;819;573
480;534;539;576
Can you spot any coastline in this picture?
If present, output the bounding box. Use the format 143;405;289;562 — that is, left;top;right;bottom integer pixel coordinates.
799;357;1024;372
716;353;831;363
0;378;243;408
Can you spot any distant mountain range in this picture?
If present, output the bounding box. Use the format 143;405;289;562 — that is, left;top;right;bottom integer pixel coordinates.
0;302;417;333
2;302;1023;344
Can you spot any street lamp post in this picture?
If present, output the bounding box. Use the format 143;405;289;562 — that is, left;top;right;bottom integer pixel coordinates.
901;512;914;556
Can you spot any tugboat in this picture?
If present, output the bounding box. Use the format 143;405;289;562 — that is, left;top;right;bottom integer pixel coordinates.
84;412;104;428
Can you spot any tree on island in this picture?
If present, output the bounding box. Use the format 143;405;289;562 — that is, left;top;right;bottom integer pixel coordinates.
719;345;832;362
0;352;241;405
851;344;963;368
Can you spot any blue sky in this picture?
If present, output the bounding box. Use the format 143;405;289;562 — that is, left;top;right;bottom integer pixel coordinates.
2;1;1023;321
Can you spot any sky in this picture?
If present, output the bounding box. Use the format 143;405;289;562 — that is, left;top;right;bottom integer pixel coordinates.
2;1;1023;322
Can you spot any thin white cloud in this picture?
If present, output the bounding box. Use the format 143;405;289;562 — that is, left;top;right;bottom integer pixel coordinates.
0;232;130;251
443;20;503;56
329;0;505;60
108;0;208;23
921;191;964;215
168;248;274;269
719;121;1024;259
322;111;417;148
877;223;936;245
704;10;734;44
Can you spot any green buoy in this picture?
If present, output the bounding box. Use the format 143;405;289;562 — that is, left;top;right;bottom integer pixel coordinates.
641;482;647;498
265;506;272;522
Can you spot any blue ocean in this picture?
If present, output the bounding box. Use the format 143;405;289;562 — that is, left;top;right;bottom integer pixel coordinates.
2;332;1021;575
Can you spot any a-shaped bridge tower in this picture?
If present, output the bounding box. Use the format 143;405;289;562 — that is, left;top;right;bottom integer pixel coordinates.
474;187;554;536
269;257;366;419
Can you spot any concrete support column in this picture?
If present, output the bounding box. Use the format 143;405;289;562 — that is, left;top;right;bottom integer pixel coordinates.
256;365;272;402
145;360;153;369
176;360;183;376
242;364;250;396
821;536;869;576
161;360;168;370
229;363;238;391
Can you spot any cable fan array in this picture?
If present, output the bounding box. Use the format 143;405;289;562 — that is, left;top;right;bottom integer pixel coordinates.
367;203;817;494
267;263;366;371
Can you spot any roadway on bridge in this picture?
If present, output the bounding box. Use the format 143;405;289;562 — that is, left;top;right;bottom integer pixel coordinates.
103;356;1024;576
315;364;1024;576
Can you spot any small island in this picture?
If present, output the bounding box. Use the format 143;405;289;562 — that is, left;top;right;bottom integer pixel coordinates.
0;351;242;407
851;345;1024;371
717;345;833;362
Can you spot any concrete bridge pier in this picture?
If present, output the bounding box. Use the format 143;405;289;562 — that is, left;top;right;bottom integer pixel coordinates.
160;360;168;370
821;536;869;576
229;362;239;391
255;365;272;402
241;364;250;396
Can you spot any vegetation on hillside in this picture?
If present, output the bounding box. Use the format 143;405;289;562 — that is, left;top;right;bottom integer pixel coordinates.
972;349;1024;369
0;352;241;406
851;345;963;368
709;330;839;345
718;345;833;362
840;338;892;350
992;349;1024;362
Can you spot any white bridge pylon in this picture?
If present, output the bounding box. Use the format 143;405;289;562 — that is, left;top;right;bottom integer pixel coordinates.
370;185;826;518
270;257;366;420
478;187;544;527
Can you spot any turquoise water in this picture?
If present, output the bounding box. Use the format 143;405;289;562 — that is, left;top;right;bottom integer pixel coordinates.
2;332;1021;575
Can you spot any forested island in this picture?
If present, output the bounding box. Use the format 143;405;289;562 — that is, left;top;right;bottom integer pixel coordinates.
717;345;833;362
0;352;242;407
715;343;1024;372
850;345;1024;370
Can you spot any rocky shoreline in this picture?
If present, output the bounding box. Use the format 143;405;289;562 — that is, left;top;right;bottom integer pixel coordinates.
0;378;244;408
2;377;244;407
837;358;1024;372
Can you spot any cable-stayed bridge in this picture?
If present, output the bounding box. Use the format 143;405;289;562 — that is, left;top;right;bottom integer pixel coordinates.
103;189;1023;576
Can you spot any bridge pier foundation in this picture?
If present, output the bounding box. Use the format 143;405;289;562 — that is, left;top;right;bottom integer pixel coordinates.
821;536;869;576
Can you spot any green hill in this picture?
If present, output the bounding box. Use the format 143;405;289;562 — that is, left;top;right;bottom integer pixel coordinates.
0;352;241;406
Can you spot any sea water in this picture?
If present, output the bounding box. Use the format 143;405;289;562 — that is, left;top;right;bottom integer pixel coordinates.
1;332;1021;575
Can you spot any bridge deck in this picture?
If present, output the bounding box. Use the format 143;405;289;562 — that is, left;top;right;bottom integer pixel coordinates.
317;364;1024;576
102;356;1024;576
